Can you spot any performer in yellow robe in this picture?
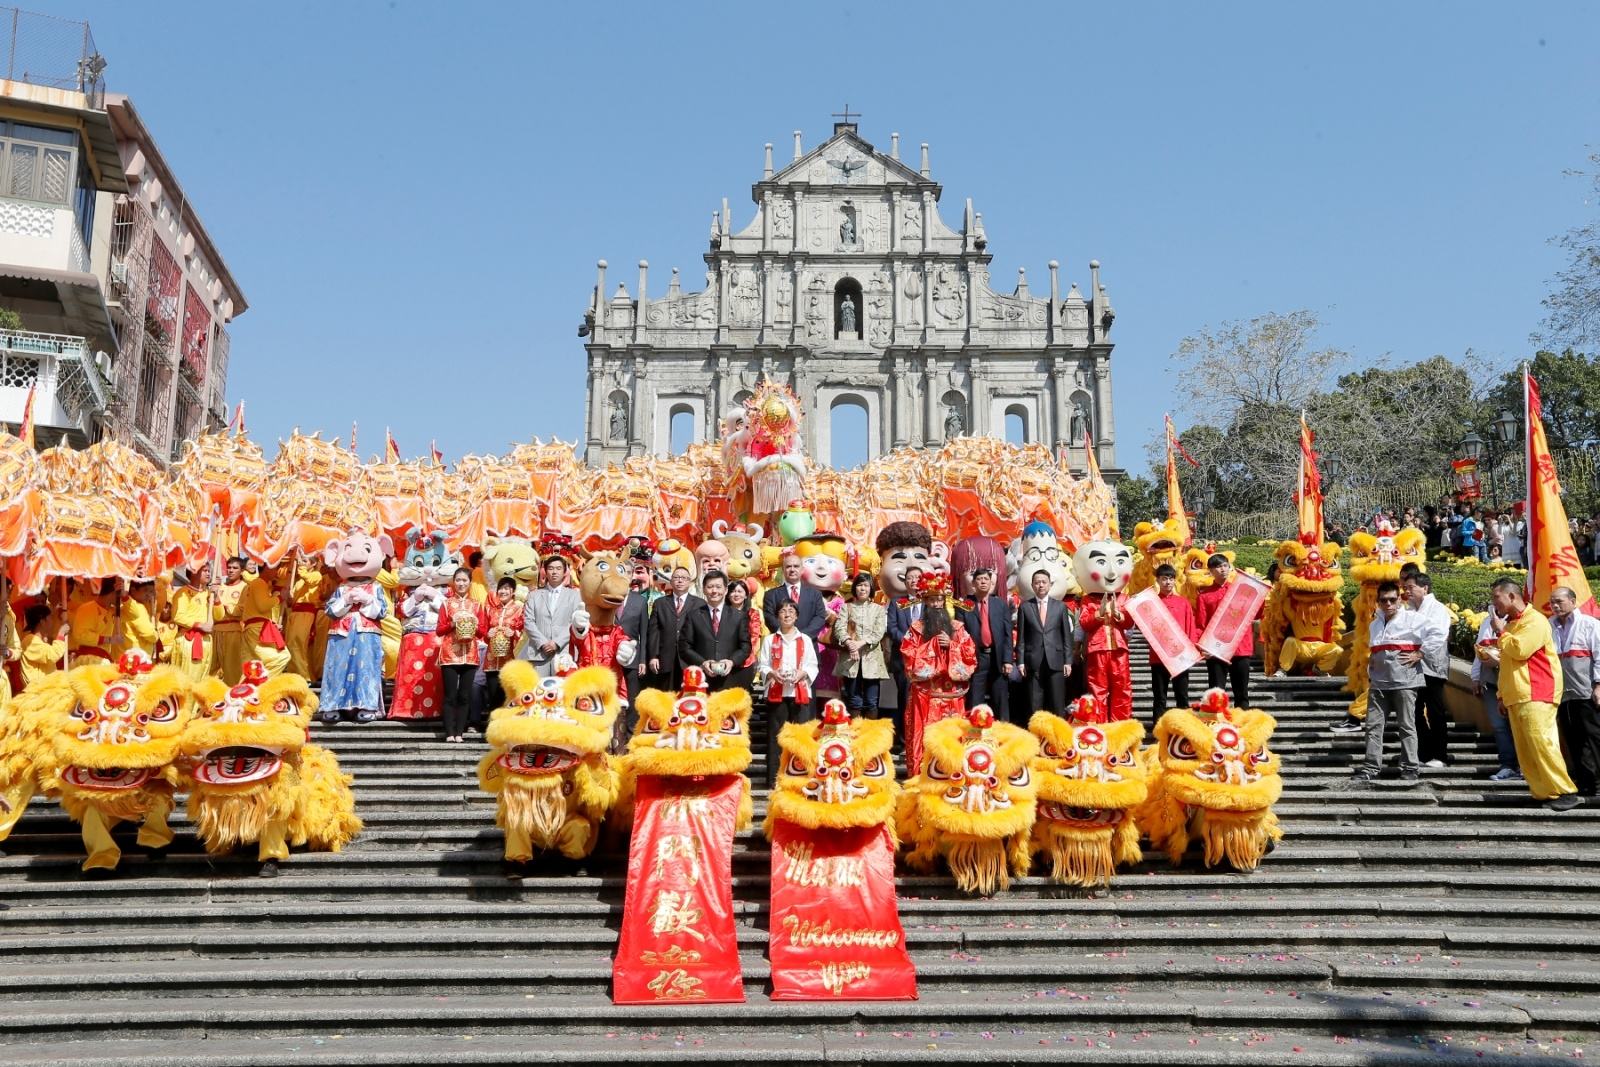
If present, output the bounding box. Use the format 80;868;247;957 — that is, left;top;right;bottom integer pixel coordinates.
17;605;67;690
239;563;292;677
285;559;328;678
211;557;252;683
167;566;215;682
375;559;403;678
69;584;115;666
108;583;160;662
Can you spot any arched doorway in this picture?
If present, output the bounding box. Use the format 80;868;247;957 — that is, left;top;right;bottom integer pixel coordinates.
1004;404;1028;445
669;405;696;455
829;394;869;470
834;278;863;340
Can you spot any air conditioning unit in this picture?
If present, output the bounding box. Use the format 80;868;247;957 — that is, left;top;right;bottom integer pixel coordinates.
110;261;128;288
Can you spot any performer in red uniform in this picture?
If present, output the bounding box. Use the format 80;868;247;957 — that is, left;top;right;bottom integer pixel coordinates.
899;572;977;776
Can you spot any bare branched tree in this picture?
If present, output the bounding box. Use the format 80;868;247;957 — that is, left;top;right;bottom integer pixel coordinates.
1169;310;1349;421
1537;152;1600;351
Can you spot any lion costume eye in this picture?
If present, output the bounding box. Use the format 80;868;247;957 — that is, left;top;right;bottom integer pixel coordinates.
147;697;181;724
862;756;887;777
785;755;807;776
1111;749;1136;766
719;716;741;734
926;760;953;781
1167;735;1197;760
273;698;300;716
1008;765;1030;787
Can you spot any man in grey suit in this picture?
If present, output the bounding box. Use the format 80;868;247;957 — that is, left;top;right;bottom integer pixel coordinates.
1016;568;1075;715
522;556;582;674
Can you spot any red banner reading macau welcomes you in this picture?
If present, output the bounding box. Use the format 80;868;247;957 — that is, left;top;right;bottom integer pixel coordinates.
613;774;745;1004
767;821;917;1000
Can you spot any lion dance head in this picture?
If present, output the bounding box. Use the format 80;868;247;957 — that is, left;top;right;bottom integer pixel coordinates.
1028;695;1149;888
764;699;898;840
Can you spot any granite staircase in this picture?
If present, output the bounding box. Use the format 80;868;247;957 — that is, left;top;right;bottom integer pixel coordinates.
1;664;1596;1065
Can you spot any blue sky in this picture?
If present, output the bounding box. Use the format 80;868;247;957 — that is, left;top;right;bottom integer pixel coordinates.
64;0;1600;476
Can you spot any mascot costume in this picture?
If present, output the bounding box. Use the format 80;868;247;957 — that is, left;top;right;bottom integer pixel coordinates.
896;705;1039;895
1006;520;1078;603
1028;694;1149;889
1262;535;1345;676
319;530;392;723
569;550;639;699
51;651;191;873
184;661;360;875
483;537;541;657
763;699;915;1000
951;535;1009;601
792;532;851;699
709;520;769;586
1141;688;1283;871
874;521;935;601
392;527;460;719
1180;542;1233;609
1073;540;1137;722
1129;518;1188;597
1342;522;1426;720
739;381;807;518
478;662;621;868
693;536;732;595
613;667;754;1004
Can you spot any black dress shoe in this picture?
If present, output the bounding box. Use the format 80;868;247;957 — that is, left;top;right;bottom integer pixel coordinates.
84;866;117;880
258;860;280;878
1545;793;1583;812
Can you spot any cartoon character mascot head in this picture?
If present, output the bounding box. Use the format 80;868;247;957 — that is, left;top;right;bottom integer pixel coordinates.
1007;520;1078;600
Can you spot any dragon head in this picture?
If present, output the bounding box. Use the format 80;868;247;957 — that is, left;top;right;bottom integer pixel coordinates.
628;667;753;777
766;699;897;832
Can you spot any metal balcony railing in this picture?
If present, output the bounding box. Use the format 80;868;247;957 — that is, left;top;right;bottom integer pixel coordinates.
0;7;106;108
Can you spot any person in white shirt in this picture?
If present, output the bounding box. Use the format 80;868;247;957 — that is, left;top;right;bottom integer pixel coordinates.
1550;586;1600;797
757;600;818;787
1402;571;1453;767
1469;606;1521;780
1501;517;1524;568
1351;581;1424;785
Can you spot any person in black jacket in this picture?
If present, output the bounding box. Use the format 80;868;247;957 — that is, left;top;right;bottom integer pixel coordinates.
676;571;753;692
1015;568;1075;715
646;566;702;691
958;566;1014;720
761;552;830;640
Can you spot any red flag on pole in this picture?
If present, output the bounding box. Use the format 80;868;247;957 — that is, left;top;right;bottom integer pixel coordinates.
18;382;36;449
384;428;400;464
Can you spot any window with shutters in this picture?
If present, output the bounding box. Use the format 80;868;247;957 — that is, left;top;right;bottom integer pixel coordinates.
0;121;79;206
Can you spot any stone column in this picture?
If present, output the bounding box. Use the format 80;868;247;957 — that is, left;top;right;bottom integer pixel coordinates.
1094;356;1116;466
760;257;774;341
889;189;900;253
1051;363;1072;452
585;353;604;460
793;190;806;254
717;263;731;342
712;355;729;434
631;364;650;458
891;355;910;449
969;362;988;438
761;190;772;249
922;363;939;447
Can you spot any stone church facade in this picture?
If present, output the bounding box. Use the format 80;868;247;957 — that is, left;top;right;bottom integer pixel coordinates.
581;120;1122;479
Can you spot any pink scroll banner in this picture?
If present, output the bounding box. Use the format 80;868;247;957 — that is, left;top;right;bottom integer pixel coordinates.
1125;588;1202;677
1196;572;1271;660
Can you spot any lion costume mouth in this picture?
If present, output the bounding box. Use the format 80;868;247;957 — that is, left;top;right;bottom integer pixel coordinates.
193;745;284;786
1036;802;1122;829
497;744;580;776
59;766;154;791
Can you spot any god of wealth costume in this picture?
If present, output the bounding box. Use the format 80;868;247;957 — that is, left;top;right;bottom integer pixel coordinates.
477;662;621;864
1261;535;1346;675
184;661;361;875
1029;695;1149;889
1140;688;1283;871
52;651;190;872
896;706;1039;895
899;572;976;777
1343;525;1426;719
763;699;916;1001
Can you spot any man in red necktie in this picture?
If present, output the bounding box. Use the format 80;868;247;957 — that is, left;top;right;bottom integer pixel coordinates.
958;566;1013;720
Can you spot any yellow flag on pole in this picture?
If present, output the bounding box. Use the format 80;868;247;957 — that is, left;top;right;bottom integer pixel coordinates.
1164;415;1193;548
385;428;400;464
18;381;36;449
1296;412;1325;544
1525;368;1598;617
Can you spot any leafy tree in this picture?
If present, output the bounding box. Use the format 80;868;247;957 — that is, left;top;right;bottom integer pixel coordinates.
1113;475;1163;536
1170;310;1348;421
1538;152;1600;350
0;308;21;331
1483;349;1599;450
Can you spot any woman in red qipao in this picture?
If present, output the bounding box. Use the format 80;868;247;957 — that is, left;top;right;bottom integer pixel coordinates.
899;572;977;776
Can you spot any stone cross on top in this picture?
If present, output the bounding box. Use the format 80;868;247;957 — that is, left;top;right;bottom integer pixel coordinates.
831;105;859;134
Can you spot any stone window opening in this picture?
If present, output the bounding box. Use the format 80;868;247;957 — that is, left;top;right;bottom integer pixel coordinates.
1004;404;1029;445
668;404;696;455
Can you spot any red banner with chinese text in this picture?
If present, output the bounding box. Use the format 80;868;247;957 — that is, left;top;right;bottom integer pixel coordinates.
767;821;917;1001
613;774;745;1004
1452;458;1482;501
1196;572;1270;661
1125;587;1202;677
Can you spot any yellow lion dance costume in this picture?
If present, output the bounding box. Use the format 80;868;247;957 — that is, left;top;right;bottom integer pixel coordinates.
620;667;754;831
896;706;1038;895
42;652;191;873
1128;519;1187;596
478;662;620;865
765;699;898;841
185;660;361;874
1343;525;1426;718
0;671;76;850
1140;688;1283;871
1028;696;1149;889
1180;543;1234;608
1261;535;1346;676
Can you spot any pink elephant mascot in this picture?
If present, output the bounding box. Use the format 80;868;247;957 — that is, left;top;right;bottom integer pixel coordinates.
318;530;394;724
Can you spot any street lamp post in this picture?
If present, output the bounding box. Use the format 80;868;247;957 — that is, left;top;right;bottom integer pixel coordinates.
1460;410;1522;510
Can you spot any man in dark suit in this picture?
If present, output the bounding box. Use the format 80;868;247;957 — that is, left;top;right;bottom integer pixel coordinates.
959;566;1014;720
676;571;753;692
762;552;829;639
646;565;702;691
884;564;925;743
1016;567;1074;715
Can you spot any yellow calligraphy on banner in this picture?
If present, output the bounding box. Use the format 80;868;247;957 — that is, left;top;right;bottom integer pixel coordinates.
781;840;866;888
815;962;874;996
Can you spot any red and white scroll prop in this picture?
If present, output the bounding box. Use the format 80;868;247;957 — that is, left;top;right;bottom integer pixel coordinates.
1125;587;1202;676
767;821;917;1001
1197;572;1271;660
613;774;745;1004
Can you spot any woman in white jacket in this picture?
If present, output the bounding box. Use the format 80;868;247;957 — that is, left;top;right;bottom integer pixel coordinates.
757;600;818;787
